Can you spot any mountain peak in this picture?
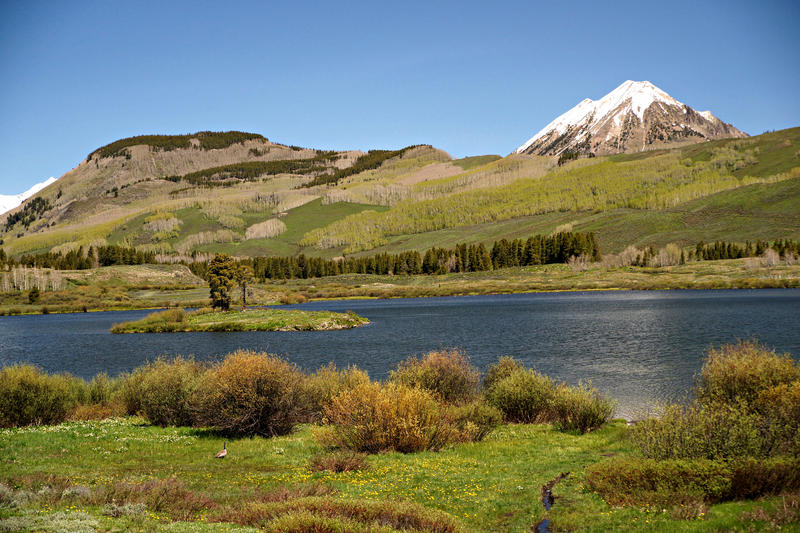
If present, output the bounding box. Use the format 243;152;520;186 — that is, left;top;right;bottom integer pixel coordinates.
515;81;746;156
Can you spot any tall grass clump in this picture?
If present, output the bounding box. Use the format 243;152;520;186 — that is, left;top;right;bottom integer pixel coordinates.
696;340;800;406
136;357;205;427
550;381;615;433
192;351;307;436
111;308;187;333
318;382;459;453
389;349;480;404
0;365;87;427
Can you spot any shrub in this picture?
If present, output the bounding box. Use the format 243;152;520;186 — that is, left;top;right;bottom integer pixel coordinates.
585;457;733;506
0;365;87;427
96;477;214;520
696;340;799;407
210;496;464;533
727;457;800;500
586;457;800;506
192;351;307;436
88;372;117;405
137;357;205;426
389;349;480;405
116;367;147;415
279;292;307;305
550;381;615;433
756;380;800;456
309;451;369;473
485;366;556;423
319;382;459;453
448;400;502;442
631;403;767;460
482;356;524;391
68;403;115;421
303;363;370;421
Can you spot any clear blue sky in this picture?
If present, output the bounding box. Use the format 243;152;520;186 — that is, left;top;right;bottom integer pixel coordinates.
1;0;798;192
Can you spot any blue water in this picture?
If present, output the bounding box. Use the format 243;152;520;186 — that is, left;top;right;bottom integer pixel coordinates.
1;289;798;418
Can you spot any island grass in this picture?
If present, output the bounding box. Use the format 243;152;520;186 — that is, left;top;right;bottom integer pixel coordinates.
110;308;369;333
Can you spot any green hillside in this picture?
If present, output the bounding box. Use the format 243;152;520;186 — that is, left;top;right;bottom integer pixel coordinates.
2;128;799;260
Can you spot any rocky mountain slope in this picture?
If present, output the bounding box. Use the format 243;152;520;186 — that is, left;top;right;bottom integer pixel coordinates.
515;81;747;156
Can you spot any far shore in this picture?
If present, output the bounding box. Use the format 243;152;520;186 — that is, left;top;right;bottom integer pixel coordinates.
1;259;798;316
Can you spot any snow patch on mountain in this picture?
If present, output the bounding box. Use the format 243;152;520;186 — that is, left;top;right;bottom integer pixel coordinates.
515;80;746;156
0;177;58;215
516;81;681;154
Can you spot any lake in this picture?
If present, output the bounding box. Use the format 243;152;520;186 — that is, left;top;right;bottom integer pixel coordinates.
1;289;798;419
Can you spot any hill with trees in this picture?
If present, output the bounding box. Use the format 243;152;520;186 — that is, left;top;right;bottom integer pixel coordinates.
1;128;798;265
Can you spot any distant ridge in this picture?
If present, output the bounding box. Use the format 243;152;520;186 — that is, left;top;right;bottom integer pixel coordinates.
515;80;747;156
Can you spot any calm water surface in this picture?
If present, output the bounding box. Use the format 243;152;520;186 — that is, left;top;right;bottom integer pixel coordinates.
1;289;798;419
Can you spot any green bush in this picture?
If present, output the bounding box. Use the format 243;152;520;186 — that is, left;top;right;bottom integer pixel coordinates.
755;380;800;456
0;365;87;427
586;457;800;506
192;351;307;436
482;356;524;391
485;366;556;423
137;357;206;426
389;349;480;405
448;400;502;442
696;340;800;406
116;367;147;415
585;457;733;506
303;363;370;421
88;373;117;405
727;457;800;500
550;381;615;433
631;403;766;460
319;382;459;453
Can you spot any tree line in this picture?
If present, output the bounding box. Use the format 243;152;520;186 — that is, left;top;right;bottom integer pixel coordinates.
10;245;156;270
302;146;420;188
88;131;266;160
695;239;799;261
2;235;796;282
187;231;600;281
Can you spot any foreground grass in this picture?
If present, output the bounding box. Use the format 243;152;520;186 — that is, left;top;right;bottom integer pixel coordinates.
111;308;368;333
0;418;794;532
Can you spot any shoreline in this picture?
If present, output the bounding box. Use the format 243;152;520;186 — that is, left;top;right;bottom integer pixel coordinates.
1;259;799;315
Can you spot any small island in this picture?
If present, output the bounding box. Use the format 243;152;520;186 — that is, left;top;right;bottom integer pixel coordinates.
111;307;369;333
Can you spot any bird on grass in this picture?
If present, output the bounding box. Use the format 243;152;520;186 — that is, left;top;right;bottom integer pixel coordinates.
215;442;227;459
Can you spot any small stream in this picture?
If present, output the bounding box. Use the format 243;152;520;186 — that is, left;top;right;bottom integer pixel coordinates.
534;472;570;533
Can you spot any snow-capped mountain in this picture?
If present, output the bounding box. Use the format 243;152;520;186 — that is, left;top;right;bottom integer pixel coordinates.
0;177;58;215
515;81;747;156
